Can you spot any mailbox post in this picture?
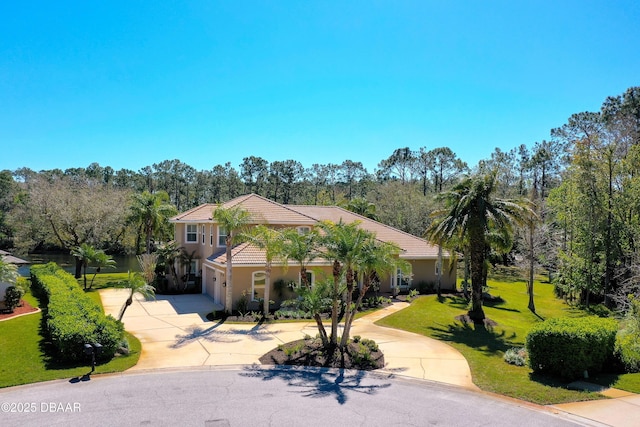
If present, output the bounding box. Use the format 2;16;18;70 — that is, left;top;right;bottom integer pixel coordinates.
83;342;103;374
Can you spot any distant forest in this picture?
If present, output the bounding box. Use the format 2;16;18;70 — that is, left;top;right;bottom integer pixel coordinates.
1;86;639;308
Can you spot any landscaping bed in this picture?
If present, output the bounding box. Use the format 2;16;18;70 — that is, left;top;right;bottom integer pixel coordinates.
259;337;384;370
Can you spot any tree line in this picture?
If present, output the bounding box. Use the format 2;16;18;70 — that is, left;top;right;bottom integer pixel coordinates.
1;86;639;310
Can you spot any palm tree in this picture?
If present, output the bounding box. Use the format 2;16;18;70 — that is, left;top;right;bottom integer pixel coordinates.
282;227;320;288
117;271;156;321
89;251;116;289
178;248;199;291
318;220;372;348
242;225;287;315
156;241;182;291
128;191;177;254
71;243;98;289
296;278;331;346
341;197;378;220
341;238;409;344
212;205;252;314
426;172;530;322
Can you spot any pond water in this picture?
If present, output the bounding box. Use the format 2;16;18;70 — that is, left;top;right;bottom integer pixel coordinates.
17;253;141;276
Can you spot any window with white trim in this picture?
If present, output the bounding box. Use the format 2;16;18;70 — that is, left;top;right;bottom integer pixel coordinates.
186;224;197;243
299;271;314;287
218;226;227;246
202;225;206;244
252;271;266;301
210;225;213;246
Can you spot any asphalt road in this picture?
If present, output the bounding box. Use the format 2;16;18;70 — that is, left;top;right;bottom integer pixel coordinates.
0;367;595;427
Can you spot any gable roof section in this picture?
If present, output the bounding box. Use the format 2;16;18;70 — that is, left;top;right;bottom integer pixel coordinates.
170;194;315;225
171;203;216;222
290;205;443;259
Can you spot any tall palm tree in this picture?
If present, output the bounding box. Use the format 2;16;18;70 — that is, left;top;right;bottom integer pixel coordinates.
242;225;287;315
89;251;116;289
318;220;372;348
426;172;530;322
213;205;251;314
128;191;177;254
71;243;98;289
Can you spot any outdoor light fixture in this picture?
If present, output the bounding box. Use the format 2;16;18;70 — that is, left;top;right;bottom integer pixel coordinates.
84;342;103;374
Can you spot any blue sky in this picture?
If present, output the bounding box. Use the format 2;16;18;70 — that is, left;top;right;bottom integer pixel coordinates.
1;1;639;174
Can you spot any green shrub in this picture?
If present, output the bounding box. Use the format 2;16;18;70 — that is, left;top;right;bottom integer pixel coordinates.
615;295;640;373
31;263;124;362
4;285;25;311
526;317;618;380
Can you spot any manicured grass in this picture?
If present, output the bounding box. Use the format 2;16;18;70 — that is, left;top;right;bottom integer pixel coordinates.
377;277;623;405
0;289;141;389
76;272;130;291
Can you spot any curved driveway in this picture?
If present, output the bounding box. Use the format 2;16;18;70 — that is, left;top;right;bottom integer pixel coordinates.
99;289;475;389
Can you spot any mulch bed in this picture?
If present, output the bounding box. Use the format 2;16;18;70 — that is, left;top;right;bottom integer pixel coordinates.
454;314;498;327
259;338;385;370
0;300;39;321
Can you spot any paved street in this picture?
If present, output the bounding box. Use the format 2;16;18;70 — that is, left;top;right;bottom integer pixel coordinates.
0;368;592;427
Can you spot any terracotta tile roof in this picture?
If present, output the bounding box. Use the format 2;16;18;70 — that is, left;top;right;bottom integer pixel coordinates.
171;194;315;225
174;194;447;264
208;243;299;267
221;194;316;225
289;205;444;259
170;203;216;222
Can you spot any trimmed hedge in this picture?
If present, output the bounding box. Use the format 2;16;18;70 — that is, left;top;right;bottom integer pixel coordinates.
525;317;618;380
31;263;123;362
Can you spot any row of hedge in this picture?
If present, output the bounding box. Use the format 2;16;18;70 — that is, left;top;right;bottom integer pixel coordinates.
31;263;123;362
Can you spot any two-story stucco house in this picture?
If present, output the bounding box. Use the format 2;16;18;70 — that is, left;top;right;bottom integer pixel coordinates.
170;194;456;312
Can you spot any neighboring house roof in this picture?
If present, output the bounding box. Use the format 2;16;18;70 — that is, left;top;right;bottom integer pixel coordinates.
1;252;29;265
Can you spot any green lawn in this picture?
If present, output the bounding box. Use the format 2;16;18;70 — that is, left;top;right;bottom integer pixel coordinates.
377;277;640;404
0;290;141;389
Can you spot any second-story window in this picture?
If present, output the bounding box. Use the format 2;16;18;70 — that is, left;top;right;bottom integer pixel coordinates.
218;226;227;246
210;225;213;246
202;225;206;244
186;224;197;243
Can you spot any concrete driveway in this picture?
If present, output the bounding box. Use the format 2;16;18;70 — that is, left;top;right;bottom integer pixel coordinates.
99;289;476;389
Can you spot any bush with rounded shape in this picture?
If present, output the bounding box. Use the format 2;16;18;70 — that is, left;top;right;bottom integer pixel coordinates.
525;317;618;380
4;285;25;311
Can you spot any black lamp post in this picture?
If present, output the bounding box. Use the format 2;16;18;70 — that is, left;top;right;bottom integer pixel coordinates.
83;342;103;374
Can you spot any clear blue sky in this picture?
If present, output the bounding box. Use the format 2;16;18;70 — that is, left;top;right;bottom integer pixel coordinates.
1;1;639;173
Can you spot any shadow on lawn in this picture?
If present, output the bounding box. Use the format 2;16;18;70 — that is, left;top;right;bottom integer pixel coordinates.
240;365;391;405
428;320;518;356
